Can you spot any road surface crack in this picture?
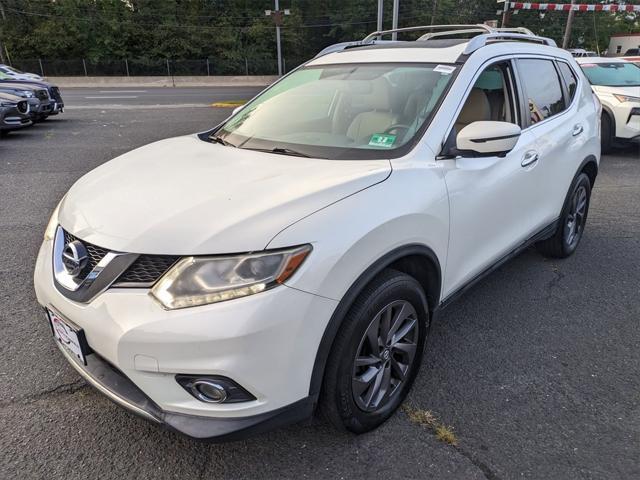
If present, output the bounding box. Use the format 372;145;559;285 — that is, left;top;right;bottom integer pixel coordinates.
0;379;88;408
451;444;502;480
544;266;565;300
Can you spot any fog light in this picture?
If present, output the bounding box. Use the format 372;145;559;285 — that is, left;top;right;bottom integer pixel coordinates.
192;380;227;403
175;374;256;403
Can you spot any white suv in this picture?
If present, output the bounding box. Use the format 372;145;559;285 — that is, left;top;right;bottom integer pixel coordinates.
575;57;640;152
34;25;600;441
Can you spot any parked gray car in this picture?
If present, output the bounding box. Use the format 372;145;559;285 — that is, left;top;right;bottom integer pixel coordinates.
0;92;32;135
0;82;53;121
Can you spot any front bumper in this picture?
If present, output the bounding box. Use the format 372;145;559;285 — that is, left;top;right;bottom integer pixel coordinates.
614;104;640;140
28;98;54;118
48;102;64;115
54;340;315;441
0;107;32;131
34;237;337;439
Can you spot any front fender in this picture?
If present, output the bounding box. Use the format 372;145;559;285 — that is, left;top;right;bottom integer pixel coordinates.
266;165;449;303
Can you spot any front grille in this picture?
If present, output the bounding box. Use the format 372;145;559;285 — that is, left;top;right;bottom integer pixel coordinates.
35;89;48;101
63;230;109;279
61;229;176;286
115;255;179;286
49;86;62;102
17;100;28;114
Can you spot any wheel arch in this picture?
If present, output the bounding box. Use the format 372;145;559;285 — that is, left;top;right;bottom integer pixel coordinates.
308;244;441;399
579;154;599;188
601;105;616;138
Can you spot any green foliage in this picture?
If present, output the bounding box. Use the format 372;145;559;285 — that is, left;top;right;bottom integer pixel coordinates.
0;0;638;73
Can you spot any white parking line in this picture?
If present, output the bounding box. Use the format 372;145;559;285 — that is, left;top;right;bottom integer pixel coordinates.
84;96;139;99
98;90;147;93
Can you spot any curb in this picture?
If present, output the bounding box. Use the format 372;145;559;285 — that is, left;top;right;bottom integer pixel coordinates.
44;75;278;88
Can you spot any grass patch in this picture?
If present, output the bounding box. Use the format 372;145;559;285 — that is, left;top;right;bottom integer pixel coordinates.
210;100;246;108
403;405;458;446
435;424;458;446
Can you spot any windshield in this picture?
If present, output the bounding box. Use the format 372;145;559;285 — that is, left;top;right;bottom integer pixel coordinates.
580;62;640;87
214;63;456;159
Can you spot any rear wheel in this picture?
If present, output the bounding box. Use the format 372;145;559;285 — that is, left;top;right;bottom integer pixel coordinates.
320;269;428;433
536;172;591;259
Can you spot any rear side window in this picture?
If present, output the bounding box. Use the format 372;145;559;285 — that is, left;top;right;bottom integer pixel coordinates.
557;62;578;103
518;59;565;125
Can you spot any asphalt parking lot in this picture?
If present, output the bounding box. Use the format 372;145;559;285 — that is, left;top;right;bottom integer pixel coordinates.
1;88;638;480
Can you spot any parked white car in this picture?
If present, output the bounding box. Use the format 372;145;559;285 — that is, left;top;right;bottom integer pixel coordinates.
576;57;640;151
34;25;601;441
568;48;597;58
0;64;43;81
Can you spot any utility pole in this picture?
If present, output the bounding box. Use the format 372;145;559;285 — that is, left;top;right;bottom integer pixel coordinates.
562;0;577;49
377;0;384;33
265;2;290;76
430;0;438;25
498;0;510;28
391;0;399;40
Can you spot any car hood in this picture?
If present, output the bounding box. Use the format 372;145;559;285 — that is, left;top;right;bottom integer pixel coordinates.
592;85;640;97
0;78;53;89
0;82;40;92
0;92;21;102
59;135;391;254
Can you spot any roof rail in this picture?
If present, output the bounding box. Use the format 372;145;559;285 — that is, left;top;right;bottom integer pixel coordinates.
418;28;490;41
362;24;492;42
316;25;557;59
314;40;397;58
492;27;535;36
463;32;557;54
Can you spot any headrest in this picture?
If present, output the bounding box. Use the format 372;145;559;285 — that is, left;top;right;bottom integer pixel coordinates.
365;77;392;111
457;88;491;126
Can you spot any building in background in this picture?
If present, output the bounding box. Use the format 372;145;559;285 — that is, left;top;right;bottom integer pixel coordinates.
608;33;640;56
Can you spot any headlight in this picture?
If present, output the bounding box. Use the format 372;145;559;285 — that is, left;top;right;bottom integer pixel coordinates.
150;245;312;309
20;90;35;98
0;101;16;107
43;198;64;241
613;93;640;103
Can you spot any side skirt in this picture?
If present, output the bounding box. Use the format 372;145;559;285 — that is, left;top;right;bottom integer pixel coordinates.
436;218;559;311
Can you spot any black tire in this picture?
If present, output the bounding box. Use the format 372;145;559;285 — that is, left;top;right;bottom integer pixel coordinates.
536;172;591;259
320;269;429;433
601;113;614;154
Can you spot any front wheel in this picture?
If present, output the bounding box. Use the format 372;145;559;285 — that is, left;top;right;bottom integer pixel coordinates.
601;113;614;154
320;269;429;433
536;172;591;259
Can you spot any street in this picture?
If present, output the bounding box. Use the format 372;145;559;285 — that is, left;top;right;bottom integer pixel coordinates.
1;88;638;480
61;86;264;107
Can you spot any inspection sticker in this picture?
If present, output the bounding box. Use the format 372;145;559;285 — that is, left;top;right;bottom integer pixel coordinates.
369;134;396;148
434;64;456;75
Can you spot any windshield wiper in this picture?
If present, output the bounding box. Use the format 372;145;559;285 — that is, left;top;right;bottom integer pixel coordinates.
208;134;236;147
269;147;311;158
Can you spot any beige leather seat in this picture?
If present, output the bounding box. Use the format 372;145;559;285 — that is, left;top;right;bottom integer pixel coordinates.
454;88;491;133
346;78;398;144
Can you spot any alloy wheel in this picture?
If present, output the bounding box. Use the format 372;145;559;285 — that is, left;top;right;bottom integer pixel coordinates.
564;184;588;248
351;300;419;412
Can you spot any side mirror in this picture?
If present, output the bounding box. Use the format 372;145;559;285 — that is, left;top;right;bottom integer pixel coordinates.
232;106;243;116
456;121;521;157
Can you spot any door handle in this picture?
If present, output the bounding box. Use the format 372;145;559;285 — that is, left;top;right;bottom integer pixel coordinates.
572;124;584;136
521;151;539;168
